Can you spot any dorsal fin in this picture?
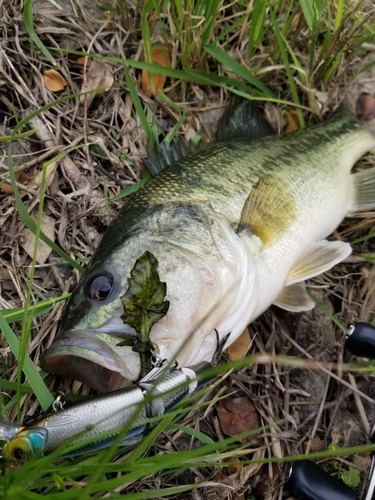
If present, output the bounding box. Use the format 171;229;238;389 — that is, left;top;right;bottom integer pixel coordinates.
216;97;276;141
237;174;296;247
145;136;204;176
145;98;276;176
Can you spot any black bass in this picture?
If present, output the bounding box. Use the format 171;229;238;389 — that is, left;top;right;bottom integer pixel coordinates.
41;103;375;392
2;362;207;461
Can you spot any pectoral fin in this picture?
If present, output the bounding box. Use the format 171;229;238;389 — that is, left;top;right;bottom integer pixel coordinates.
238;174;295;246
350;167;375;212
285;240;351;286
274;283;315;312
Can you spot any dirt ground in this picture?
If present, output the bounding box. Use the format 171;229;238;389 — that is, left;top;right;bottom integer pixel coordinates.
1;1;375;498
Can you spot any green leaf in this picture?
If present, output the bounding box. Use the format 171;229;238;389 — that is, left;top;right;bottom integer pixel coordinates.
121;251;170;340
341;466;361;488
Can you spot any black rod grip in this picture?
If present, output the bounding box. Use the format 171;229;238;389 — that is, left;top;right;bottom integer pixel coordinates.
345;322;375;359
287;460;358;500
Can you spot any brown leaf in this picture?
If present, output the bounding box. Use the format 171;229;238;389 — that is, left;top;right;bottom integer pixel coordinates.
142;45;171;97
80;60;114;109
27;161;58;190
0;172;29;194
73;56;92;67
356;93;375;120
21;213;55;264
217;396;260;443
227;327;252;361
283;109;301;133
43;69;68;92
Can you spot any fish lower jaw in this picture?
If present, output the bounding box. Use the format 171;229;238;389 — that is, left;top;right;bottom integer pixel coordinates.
41;333;141;392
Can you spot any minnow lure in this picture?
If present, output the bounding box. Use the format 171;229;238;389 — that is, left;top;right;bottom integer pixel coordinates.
2;361;211;462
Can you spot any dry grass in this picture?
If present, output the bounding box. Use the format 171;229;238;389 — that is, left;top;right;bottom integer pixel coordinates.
1;0;375;498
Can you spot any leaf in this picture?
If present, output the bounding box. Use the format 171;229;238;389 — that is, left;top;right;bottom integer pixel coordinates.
43;69;68;92
227;327;252;361
283;109;302;133
73;56;92;66
142;44;172;97
80;60;114;109
0;171;29;194
21;213;55;264
121;251;170;340
217;396;260;443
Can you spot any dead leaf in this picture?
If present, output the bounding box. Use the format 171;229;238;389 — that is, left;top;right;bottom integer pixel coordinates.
291;11;302;30
27;161;58;190
217;396;260;443
21;213;55;264
284;109;301;133
80;60;114;109
0;172;29;194
43;69;68;92
356;93;375;120
227;327;252;361
142;44;171;97
73;56;92;67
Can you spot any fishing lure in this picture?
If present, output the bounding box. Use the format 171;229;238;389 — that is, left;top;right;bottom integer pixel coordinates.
1;360;212;462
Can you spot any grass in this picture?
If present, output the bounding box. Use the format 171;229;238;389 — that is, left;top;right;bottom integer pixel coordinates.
0;0;375;498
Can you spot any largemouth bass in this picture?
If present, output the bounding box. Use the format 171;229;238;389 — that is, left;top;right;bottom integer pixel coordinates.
41;103;375;392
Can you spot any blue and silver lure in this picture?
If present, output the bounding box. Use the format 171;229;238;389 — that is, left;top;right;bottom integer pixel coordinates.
1;361;211;461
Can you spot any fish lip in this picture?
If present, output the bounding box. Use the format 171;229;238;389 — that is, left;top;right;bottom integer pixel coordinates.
41;331;139;392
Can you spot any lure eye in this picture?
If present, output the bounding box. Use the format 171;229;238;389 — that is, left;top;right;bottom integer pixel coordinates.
89;276;114;301
13;448;24;460
3;436;32;462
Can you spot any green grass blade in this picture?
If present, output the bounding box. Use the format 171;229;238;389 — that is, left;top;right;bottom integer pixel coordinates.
170;423;214;444
0;312;53;412
23;0;56;65
204;43;276;98
2;295;69;324
269;5;305;126
0;129;36;142
299;0;315;30
122;64;151;140
7;147;84;272
248;0;267;60
110;172;151;202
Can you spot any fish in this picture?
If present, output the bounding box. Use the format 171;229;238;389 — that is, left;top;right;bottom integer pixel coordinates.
2;362;208;461
41;101;375;392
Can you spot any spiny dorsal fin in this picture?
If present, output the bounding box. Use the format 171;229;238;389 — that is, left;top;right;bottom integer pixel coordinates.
285;240;351;286
273;283;315;312
216;97;276;142
237;174;296;246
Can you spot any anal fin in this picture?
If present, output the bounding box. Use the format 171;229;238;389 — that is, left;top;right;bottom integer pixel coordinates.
274;283;314;312
237;174;296;247
285;240;351;286
350;167;375;212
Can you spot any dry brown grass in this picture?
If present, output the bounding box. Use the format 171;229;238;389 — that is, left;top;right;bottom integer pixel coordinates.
1;0;375;498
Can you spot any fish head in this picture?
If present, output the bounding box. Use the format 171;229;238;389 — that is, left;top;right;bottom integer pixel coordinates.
41;206;252;392
41;249;144;392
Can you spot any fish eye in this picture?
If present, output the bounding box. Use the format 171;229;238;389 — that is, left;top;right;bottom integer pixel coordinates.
89;276;114;301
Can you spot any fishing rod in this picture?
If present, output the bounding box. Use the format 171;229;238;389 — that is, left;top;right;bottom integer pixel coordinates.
287;322;375;500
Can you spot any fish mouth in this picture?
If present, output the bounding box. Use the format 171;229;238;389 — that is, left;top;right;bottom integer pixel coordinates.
41;331;141;393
